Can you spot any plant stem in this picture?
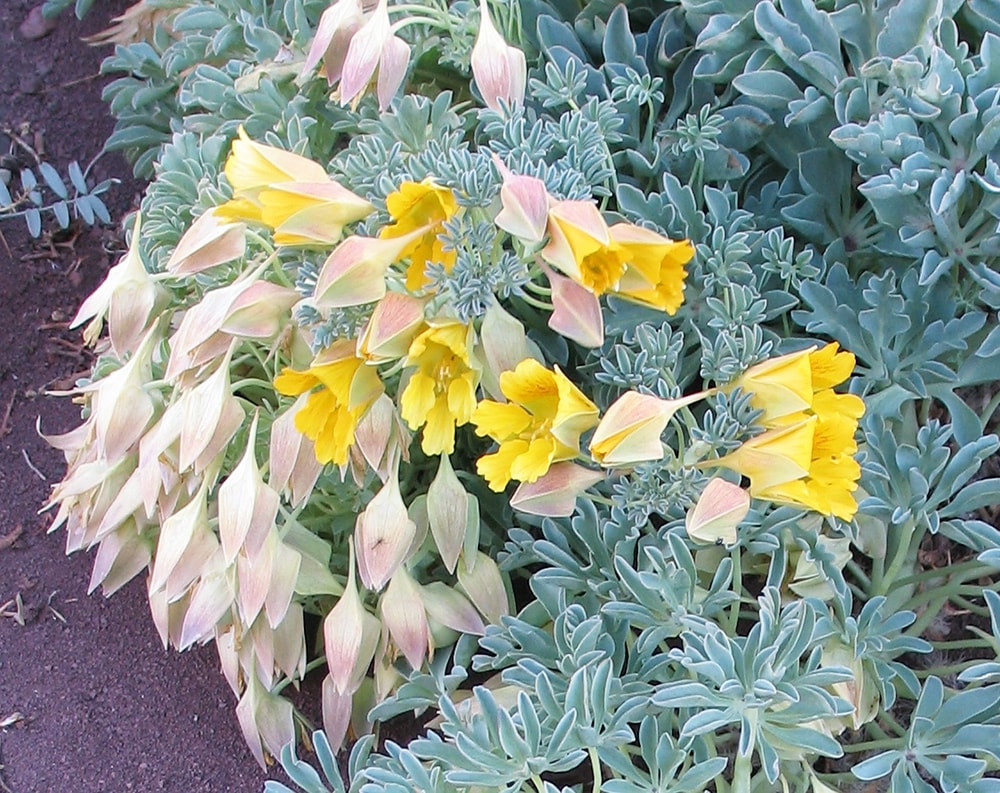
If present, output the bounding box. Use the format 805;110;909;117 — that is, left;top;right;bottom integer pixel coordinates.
589;748;602;793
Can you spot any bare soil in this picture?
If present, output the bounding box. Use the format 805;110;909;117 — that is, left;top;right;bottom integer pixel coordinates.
0;3;279;790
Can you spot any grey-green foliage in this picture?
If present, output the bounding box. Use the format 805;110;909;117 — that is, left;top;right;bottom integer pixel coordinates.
100;0;342;178
41;0;98;19
852;677;1000;793
0;160;112;237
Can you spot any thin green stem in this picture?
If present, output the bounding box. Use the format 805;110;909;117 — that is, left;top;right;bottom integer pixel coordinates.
894;560;995;588
726;547;743;634
873;518;921;597
589;748;602;793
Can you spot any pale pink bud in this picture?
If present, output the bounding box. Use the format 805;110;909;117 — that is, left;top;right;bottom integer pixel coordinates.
510;462;604;517
543;263;604;348
273;603;307;682
166;209;246;276
471;0;526;112
264;538;301;628
72;213;165;356
685;478;750;547
217;627;241;696
339;0;408;109
95;465;148;539
303;0;365;84
377;35;410;111
313;234;412;309
165;264;267;381
88;519;152;596
493;159;549;243
178;354;246;472
354;467;416;591
357;292;425;363
237;538;272;627
149;480;210;595
235;676;295;769
420;581;485;637
456;552;509;625
426;454;471;574
379;567;430;670
218;412;281;563
590;391;706;466
353;393;396;478
178;550;234;650
321;675;354;749
324;549;381;694
268;394;323;507
85;326;158;461
221;281;299;339
148;584;189;650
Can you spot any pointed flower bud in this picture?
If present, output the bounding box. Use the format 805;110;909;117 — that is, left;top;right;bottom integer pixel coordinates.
268;394;323;506
685;478;750;547
354;464;416;591
303;0;365;84
510;462;604;517
220;281;299;340
84;325;158;461
426;454;470;574
71;213;165;357
235;675;295;769
357;292;426;363
218;412;280;563
493;158;549;243
323;548;381;694
456;552;509;625
178;352;246;472
420;581;485;637
166;209;246;276
543;262;604;348
471;0;526;112
313;234;413;309
590;390;707;466
339;0;409;110
380;566;430;670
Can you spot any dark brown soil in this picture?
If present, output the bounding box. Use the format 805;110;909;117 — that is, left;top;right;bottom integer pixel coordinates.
0;3;280;790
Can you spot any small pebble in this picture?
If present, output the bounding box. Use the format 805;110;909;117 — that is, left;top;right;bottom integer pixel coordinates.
19;6;58;41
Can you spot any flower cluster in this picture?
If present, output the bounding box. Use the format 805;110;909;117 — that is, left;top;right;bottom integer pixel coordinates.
45;0;877;777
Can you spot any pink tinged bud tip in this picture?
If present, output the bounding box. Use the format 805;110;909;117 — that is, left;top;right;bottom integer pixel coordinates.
493;157;549;243
685;478;750;547
471;0;526;112
543;263;605;348
510;462;604;517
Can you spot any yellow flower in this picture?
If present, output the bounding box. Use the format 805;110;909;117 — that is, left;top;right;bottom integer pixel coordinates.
379;180;460;291
732;342;858;424
610;223;693;315
717;343;866;520
216;128;372;245
543;201;629;296
273;341;383;465
399;321;480;456
542;201;691;313
471;359;599;492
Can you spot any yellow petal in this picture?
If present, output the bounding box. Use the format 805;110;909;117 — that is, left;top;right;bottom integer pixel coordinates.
471;400;532;441
477;439;529;491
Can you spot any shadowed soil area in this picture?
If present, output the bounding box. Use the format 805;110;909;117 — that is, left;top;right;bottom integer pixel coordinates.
0;3;277;789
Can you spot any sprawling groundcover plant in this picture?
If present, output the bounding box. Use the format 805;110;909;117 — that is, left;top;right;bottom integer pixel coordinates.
45;0;1000;790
